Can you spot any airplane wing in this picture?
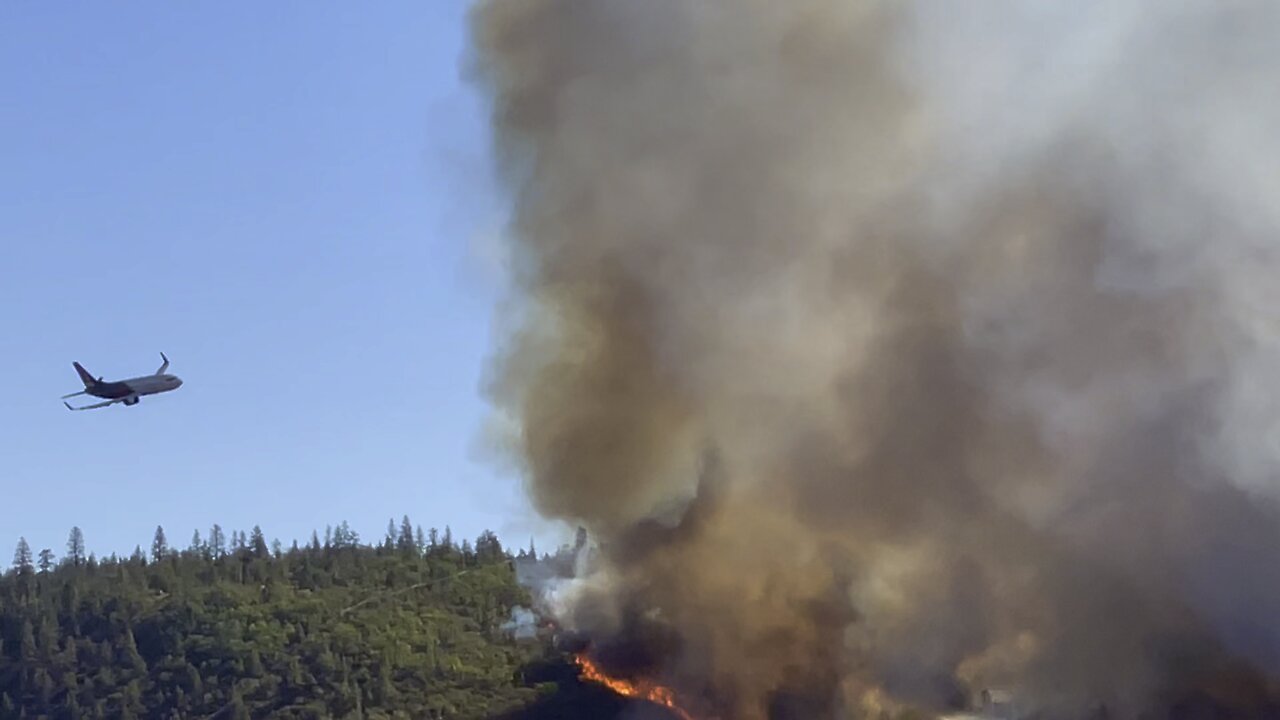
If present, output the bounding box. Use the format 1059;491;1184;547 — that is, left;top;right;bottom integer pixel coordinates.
60;390;88;399
64;398;124;411
156;352;169;375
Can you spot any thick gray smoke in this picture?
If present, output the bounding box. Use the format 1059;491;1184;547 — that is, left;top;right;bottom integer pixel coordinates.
467;1;1280;717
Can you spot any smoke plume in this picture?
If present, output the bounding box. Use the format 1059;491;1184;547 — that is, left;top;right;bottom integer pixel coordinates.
467;1;1280;717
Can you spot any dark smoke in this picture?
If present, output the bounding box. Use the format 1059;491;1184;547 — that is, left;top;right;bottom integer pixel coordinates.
466;1;1280;718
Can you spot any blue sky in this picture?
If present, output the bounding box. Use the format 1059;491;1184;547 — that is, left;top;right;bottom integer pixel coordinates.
0;3;561;560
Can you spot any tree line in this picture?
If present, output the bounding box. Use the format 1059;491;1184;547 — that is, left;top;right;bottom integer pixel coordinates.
0;520;559;720
14;519;537;577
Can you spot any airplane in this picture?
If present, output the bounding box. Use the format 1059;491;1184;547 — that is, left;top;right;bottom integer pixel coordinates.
61;353;183;411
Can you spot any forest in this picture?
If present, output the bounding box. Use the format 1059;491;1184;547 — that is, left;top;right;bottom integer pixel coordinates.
0;520;585;720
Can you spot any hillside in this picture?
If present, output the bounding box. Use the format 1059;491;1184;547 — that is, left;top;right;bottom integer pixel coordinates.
0;521;563;719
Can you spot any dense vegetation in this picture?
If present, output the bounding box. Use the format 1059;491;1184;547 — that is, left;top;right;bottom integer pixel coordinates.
0;520;563;720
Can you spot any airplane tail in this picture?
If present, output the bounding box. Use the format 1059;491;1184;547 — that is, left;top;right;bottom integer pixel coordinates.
72;362;97;389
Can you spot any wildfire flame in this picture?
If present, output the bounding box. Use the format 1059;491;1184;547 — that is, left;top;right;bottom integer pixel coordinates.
574;654;697;720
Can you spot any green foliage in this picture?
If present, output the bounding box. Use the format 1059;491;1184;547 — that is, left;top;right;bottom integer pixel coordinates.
11;539;31;576
152;526;169;563
0;523;547;719
66;528;85;568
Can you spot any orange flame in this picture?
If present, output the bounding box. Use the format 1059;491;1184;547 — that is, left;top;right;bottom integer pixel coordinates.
574;654;697;720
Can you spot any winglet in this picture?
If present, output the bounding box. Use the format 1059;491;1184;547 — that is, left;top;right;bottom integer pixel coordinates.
63;401;74;411
156;352;170;375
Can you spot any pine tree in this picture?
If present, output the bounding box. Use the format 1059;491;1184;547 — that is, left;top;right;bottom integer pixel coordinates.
230;687;250;720
19;620;35;662
442;526;453;551
249;526;268;558
476;530;504;562
152;526;169;562
334;521;358;547
310;530;322;552
209;524;226;558
373;659;393;705
246;649;264;677
383;518;397;552
284;656;305;692
67;526;86;566
62;673;80;711
121;627;147;674
428;527;439;550
184;663;203;703
60;582;80;633
122;680;143;719
12;538;33;575
397;515;415;552
37;548;55;574
38;616;58;663
33;668;53;709
415;525;426;553
189;529;203;555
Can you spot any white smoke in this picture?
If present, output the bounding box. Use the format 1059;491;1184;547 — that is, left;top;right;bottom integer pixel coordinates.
501;605;540;641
